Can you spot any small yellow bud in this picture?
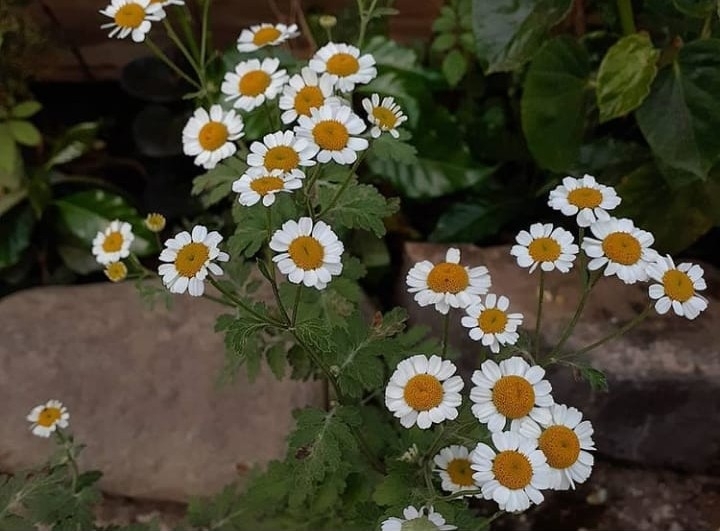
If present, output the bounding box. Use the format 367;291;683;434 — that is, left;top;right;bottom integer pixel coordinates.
319;15;337;29
104;262;128;283
144;213;166;233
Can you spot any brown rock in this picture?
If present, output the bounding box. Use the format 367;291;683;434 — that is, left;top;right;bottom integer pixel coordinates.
0;282;325;502
399;242;720;473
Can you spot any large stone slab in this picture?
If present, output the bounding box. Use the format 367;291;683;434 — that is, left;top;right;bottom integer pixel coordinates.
399;243;720;473
0;282;325;502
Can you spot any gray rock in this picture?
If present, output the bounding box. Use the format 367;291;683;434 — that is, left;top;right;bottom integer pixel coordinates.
0;282;325;502
400;242;720;473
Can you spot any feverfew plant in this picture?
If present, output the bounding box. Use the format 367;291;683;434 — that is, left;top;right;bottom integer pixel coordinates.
7;1;709;530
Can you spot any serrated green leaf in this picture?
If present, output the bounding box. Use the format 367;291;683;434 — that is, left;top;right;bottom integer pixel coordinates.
521;36;591;172
266;343;287;379
597;33;659;123
295;318;333;355
636;39;720;180
215;310;269;383
471;0;573;73
579;366;609;391
341;256;367;280
369;134;417;165
8;120;41;146
318;181;398;237
192;156;246;208
442;49;468;86
372;472;414;507
10;101;41;118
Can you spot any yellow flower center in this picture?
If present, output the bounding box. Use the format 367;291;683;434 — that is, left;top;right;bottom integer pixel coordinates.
288;236;324;270
312;120;350;151
492;450;533;490
102;231;124;253
567;187;603;209
114;3;145;29
294;86;324;116
478;308;508;334
239;70;272;96
326;53;360;77
105;262;128;282
37;407;62;428
538;425;581;469
602;232;641;265
198;121;229;151
403;374;444;411
372;106;398;129
145;213;166;233
662;269;694;302
252;26;282;46
528;237;561;262
426;262;469;294
446;458;475;487
264;146;300;172
175;242;210;278
250;176;285;196
492;375;535;419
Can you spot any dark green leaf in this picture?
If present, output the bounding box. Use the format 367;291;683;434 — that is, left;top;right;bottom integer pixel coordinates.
673;0;715;16
579;366;608;391
433;7;456;32
471;0;574;73
430;199;523;242
0;188;27;217
47;122;99;167
215;312;268;383
8;120;41;146
27;174;51;217
0;123;19;176
364;36;419;72
295;318;333;355
521;36;591;172
318;181;399;237
265;343;287;379
442;49;468;87
75;470;103;491
192;156;246;208
0;205;34;269
432;33;457;53
10;101;42;118
636;39;720;181
369;134;417;165
597;33;659;123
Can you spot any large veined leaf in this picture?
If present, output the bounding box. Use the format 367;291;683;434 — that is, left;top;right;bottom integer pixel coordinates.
521;36;591;172
636;39;720;182
596;33;659;123
471;0;573;73
53;190;157;273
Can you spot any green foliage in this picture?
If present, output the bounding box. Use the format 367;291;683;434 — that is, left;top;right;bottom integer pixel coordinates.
318;180;399;237
192;156;247;208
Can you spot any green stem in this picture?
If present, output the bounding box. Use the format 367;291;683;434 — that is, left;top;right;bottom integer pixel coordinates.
439;489;483;501
163;18;204;83
145;38;202;89
423;424;446;461
551;271;600;357
264;208;292;325
317;155;363;218
202;293;235;307
54;431;80;492
572;303;653;357
305;165;322;218
577;227;587;288
128;253;155;277
701;14;713;39
199;0;213;84
291;284;303;326
356;0;379;48
616;0;636;35
176;7;201;62
534;270;545;358
208;277;284;326
441;312;451;357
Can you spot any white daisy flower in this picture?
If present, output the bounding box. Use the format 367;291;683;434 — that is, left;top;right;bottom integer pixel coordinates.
308;42;377;93
510;223;579;274
148;0;183;6
182;105;244;169
295;104;368;164
278;67;342;125
519;404;595;491
406;248;491;315
221;58;288;113
433;445;479;496
385;354;464;430
361;94;408;138
232;167;302;207
246;130;318;180
647;255;708;319
582;217;658;284
462;294;523;353
100;0;164;42
92;220;135;265
470;356;553;432
381;506;457;531
470;431;550;513
27;400;70;438
236;23;299;52
548;174;621;227
158;225;229;297
269;217;343;290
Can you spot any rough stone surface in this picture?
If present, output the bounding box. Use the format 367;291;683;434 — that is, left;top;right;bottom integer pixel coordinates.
0;282;325;502
400;242;720;473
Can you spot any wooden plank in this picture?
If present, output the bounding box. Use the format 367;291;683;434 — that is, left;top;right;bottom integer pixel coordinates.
28;0;442;82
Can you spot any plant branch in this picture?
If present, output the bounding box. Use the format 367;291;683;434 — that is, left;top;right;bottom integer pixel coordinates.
616;0;636;35
145;38;202;89
572;303;653;357
317;155;363;217
441;312;451;356
550;271;600;357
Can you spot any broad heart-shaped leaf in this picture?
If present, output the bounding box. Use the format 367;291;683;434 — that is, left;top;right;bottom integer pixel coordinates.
636;39;720;181
521;36;591;172
471;0;573;73
53;190;157;273
616;162;720;253
597;33;659;123
0;204;34;269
